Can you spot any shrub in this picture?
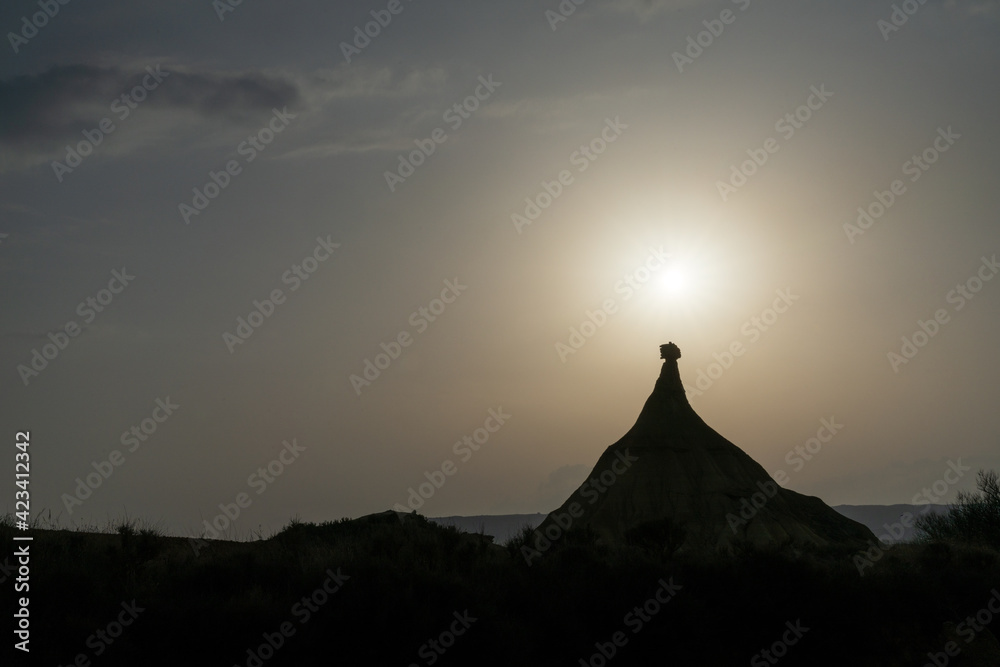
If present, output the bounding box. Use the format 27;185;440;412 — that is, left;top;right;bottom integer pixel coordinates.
916;469;1000;548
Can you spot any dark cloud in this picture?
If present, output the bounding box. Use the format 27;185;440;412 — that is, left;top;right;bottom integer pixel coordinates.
0;64;301;148
151;68;300;120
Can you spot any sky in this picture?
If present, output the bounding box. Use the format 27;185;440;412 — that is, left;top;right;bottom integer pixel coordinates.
1;0;999;539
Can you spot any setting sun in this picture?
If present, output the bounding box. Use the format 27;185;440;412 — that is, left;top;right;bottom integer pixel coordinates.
658;265;691;296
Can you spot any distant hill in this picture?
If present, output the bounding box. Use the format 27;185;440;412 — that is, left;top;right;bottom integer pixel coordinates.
429;513;546;543
430;504;949;544
832;504;948;542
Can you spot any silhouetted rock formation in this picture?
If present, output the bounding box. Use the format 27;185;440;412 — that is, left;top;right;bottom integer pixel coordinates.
537;343;876;554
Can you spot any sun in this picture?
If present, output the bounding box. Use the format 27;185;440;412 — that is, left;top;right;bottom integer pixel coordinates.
660;266;689;294
656;264;694;298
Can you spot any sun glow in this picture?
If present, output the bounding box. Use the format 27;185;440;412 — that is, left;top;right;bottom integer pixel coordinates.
654;261;700;300
659;266;690;295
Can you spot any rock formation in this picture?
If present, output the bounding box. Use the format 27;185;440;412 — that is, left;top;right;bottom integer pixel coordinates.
536;343;876;554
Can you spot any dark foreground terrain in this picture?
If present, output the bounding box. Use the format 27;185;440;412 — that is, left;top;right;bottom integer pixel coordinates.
4;512;1000;666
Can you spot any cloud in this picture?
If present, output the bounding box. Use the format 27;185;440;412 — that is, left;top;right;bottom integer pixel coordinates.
0;64;300;147
609;0;708;21
277;134;413;160
278;65;453;160
308;65;448;102
0;61;455;171
147;68;300;120
0;331;50;341
952;0;1000;15
0;64;301;172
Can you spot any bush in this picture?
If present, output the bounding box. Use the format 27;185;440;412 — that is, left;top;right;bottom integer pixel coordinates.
916;469;1000;548
624;517;686;557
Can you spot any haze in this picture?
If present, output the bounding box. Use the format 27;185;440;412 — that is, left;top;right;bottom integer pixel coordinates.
1;0;998;537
